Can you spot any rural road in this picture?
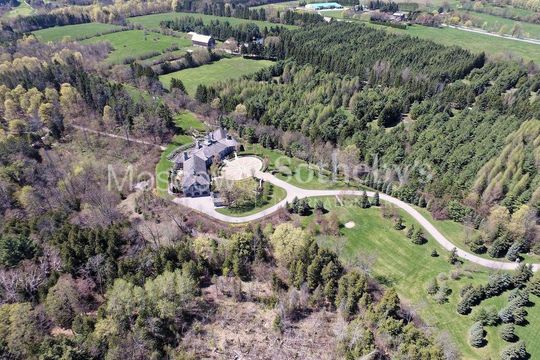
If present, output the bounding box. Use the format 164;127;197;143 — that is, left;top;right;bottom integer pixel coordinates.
174;169;540;272
72;125;167;150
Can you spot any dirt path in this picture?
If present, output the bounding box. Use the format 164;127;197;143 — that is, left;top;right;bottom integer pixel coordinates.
72;125;167;150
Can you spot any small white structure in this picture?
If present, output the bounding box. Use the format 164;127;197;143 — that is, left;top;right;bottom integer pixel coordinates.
189;32;216;48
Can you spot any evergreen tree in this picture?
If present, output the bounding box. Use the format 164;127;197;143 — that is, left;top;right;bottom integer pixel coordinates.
373;191;380;206
500;341;527;360
360;190;370;208
170;78;186;93
500;324;516;342
469;321;485;348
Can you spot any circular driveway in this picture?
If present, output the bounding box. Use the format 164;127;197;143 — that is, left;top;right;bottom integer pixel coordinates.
221;156;263;181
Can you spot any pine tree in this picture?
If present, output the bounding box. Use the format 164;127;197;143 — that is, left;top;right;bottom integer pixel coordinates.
406;224;415;238
501;341;527;360
449;247;459;265
373;191;380;206
360;190;370;208
500;323;516;342
170;78;186;93
426;277;439;295
412;228;425;245
393;216;404;230
469;321;485;348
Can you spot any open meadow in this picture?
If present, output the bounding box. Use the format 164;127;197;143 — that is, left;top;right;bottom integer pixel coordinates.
127;11;297;30
32;23;123;42
159;57;274;95
80;29;191;64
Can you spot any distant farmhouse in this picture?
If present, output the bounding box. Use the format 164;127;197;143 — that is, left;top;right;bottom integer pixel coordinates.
170;128;238;197
305;2;343;10
188;32;216;48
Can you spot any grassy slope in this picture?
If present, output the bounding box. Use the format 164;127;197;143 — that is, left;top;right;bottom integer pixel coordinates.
155;112;204;196
2;1;34;19
127;11;297;30
159;57;274;95
307;200;539;359
216;180;287;216
380;23;540;64
32;23;123;42
461;10;540;39
241;144;364;190
81;30;191;64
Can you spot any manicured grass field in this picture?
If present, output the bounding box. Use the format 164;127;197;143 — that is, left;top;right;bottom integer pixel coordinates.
81;30;191;64
216;180;287;216
127;11;297;30
159;57;274;95
155;112;204;196
32;23;123;42
305;200;539;359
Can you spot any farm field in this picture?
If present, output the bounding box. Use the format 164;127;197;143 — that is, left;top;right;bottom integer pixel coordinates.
80;29;191;64
307;200;540;359
32;23;123;42
2;1;34;19
460;10;540;39
250;0;299;10
127;11;297;30
159;57;274;95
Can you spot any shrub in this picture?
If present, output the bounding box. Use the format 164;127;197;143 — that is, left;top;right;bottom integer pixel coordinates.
500;324;517;342
500;341;527;360
469;321;485;348
426;278;439;295
472;306;499;326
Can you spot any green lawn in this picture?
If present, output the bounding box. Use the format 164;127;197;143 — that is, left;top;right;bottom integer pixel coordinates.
32;23;123;42
81;30;191;64
241;144;362;190
304;200;539;359
173;111;207;133
216;180;287;216
127;11;297;31
159;57;274;95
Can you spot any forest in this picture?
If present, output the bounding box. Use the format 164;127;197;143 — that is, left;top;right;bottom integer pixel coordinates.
205;22;539;261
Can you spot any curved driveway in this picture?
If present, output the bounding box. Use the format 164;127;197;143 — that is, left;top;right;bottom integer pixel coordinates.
174;170;539;272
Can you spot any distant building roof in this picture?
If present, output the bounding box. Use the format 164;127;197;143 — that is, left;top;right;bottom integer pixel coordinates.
305;2;343;10
190;33;213;45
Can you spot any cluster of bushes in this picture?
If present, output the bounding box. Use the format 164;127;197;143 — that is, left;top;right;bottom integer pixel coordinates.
457;264;533;315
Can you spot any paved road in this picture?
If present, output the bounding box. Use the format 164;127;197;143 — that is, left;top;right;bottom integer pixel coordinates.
72;125;167;150
174;170;539;271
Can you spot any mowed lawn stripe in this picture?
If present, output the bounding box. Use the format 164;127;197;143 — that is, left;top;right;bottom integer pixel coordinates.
159;57;274;95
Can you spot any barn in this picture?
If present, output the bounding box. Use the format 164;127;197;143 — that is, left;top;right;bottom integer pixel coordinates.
189;33;216;48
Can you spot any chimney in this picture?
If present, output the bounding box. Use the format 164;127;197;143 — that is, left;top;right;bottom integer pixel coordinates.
183;151;188;160
195;139;201;148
